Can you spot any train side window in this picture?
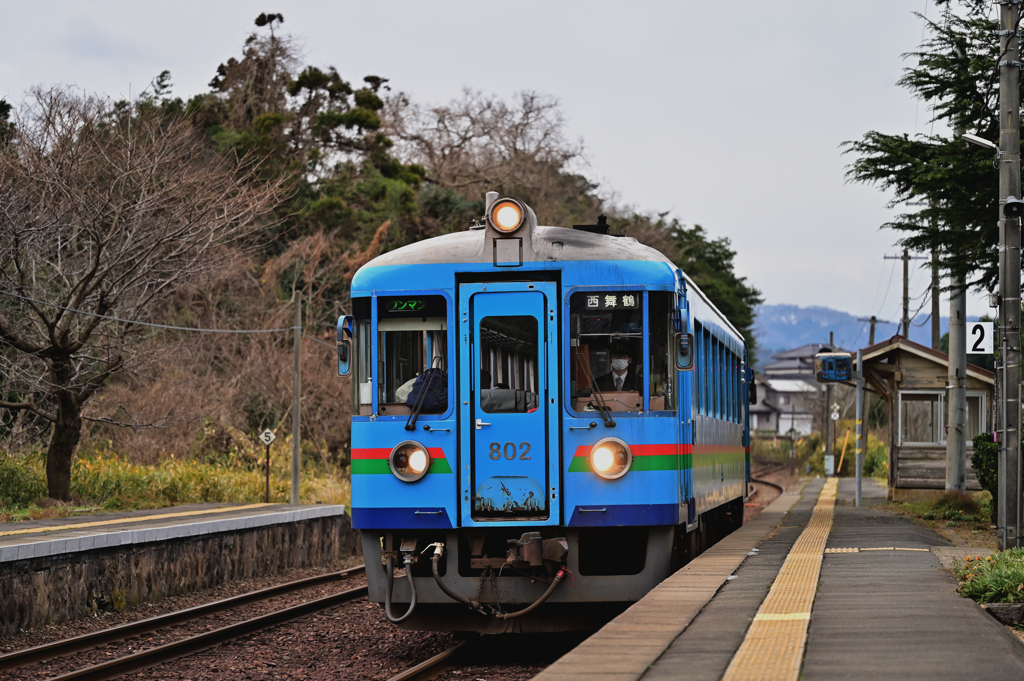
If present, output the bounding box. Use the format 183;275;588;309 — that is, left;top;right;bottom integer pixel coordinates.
569;290;644;413
728;350;735;422
711;337;719;419
375;295;448;415
694;322;703;415
703;329;711;416
648;292;675;411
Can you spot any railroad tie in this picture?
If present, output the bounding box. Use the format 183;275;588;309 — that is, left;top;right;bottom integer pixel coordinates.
721;477;838;681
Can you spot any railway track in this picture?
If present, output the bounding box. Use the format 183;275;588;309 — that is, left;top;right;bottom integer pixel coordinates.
387;641;467;681
750;461;787;495
0;564;367;680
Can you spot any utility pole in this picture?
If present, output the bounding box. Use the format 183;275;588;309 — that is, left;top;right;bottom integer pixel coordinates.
857;316;894;347
292;290;302;505
931;249;941;350
997;1;1021;551
947;276;967;492
883;252;927;339
948;116;968;493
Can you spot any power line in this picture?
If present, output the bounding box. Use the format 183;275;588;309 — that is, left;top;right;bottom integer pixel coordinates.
302;333;334;350
0;289;297;334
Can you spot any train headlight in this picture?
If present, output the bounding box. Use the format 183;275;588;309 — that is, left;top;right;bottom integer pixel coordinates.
490;199;525;233
589;438;632;480
389;441;431;482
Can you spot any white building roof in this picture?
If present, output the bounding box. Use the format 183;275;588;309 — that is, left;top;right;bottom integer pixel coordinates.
765;379;822;394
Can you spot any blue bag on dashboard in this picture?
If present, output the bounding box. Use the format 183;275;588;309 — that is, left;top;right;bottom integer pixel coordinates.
405;368;447;413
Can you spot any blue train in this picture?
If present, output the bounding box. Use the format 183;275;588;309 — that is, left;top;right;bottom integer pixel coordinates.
336;193;751;632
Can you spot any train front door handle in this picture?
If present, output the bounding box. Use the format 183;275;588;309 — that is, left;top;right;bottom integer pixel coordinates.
476;419;491;430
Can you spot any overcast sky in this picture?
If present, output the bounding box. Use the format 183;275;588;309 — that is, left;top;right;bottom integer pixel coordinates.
2;0;992;319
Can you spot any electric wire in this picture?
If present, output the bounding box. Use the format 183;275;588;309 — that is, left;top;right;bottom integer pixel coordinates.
875;259;898;317
1;291;342;349
0;289;297;334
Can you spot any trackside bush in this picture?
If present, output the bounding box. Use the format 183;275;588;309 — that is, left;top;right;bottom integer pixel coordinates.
956;549;1024;603
0;436;350;514
923;491;984;522
0;450;48;506
972;432;998;524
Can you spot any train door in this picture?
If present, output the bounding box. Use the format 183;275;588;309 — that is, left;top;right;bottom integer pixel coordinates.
678;288;695;526
458;282;560;526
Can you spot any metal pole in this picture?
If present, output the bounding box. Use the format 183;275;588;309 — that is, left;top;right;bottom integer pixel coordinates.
998;1;1022;550
292;290;302;505
856;350;864;506
931;249;941;350
265;443;271;503
825;333;834;476
947;276;967;492
902;249;910;338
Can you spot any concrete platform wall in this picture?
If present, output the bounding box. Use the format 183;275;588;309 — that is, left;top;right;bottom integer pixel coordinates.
0;514;360;635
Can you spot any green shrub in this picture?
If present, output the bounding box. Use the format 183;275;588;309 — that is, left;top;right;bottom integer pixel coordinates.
863;438;889;479
0;451;48;507
922;491;984;522
972;432;998;524
956;549;1024;603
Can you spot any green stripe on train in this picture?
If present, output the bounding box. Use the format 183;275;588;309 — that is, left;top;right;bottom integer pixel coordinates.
351;459;454;475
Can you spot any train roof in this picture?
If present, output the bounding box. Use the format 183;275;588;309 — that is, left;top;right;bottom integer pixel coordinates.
359;225;676;268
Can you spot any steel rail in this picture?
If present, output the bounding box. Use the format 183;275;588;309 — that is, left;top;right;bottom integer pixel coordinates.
386;642;467;681
46;582;369;681
0;564;365;672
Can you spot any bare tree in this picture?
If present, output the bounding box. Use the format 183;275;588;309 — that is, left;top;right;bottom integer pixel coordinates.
384;89;598;226
0;88;283;500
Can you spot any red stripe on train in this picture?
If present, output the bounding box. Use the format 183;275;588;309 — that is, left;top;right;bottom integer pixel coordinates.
351;448;446;460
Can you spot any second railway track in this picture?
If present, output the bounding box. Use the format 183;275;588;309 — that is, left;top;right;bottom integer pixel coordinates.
1;564;367;680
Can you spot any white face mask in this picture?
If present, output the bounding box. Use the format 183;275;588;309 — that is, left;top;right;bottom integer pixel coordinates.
611;359;629;372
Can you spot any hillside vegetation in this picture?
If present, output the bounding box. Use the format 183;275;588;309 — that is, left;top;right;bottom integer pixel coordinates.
0;14;761;504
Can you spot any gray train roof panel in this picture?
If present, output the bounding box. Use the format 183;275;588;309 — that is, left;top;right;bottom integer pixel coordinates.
361;225;676;268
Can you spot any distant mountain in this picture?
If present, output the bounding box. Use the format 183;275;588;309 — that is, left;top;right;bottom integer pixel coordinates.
752;303;981;366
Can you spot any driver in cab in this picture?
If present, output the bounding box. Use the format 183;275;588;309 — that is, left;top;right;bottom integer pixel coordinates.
595;340;642;393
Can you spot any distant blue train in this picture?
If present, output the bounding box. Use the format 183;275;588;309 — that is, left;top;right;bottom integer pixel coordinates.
336;193;752;632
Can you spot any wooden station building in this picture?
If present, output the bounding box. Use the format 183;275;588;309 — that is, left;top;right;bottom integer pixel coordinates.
854;335;994;501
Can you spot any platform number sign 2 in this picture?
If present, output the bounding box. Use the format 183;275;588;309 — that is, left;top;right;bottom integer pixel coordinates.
968;322;994;354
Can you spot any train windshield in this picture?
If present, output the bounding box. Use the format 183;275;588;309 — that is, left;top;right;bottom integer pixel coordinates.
569;290;645;412
376;295;448;415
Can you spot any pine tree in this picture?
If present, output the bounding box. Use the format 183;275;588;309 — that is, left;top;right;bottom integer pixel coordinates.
843;2;1022;292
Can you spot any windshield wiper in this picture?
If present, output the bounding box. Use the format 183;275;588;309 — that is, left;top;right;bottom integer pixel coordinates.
406;357;443;431
575;353;615;428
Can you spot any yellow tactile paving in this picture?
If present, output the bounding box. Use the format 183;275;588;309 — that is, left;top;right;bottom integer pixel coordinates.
823;547;929;553
721;477;838;681
0;503;273;537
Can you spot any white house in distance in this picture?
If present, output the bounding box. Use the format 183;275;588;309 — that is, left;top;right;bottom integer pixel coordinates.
751;344;827;438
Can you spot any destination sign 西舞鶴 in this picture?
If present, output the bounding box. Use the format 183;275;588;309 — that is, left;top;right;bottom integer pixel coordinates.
585;293;639;310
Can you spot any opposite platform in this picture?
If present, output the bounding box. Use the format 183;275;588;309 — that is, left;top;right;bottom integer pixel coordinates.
0;503;347;563
0;503;359;634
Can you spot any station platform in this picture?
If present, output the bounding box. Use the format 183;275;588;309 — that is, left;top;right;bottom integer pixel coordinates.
0;503;347;563
0;503;357;634
535;477;1024;681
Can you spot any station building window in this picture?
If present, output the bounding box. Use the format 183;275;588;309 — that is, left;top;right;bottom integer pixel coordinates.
899;390;989;446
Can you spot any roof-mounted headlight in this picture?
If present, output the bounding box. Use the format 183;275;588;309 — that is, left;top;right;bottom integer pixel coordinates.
489;198;525;234
589;438;632;480
389;441;430;482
